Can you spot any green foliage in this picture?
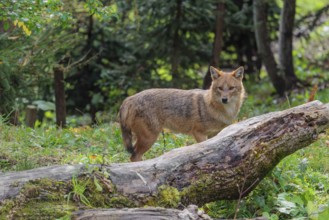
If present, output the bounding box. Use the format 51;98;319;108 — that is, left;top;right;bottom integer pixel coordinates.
0;0;71;33
0;63;20;113
0;0;115;116
65;0;217;114
0;26;80;116
0;0;114;34
63;0;277;115
0;88;329;220
203;79;329;218
156;185;181;208
294;21;329;83
84;0;117;20
1;83;329;220
0;0;329;218
0;121;192;171
66;176;92;207
203;133;329;219
1;0;328;118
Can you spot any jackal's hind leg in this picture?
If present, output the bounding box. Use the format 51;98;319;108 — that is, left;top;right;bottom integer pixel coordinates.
130;129;159;162
192;131;207;143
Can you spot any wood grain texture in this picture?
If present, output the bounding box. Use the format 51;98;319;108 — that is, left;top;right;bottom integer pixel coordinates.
72;205;211;220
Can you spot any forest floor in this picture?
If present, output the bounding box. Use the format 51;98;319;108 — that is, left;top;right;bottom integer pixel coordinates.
0;78;329;219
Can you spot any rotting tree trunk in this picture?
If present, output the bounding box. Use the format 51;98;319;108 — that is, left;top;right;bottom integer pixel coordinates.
72;205;212;220
203;2;225;89
279;0;299;90
54;66;66;128
253;0;286;96
1;101;328;207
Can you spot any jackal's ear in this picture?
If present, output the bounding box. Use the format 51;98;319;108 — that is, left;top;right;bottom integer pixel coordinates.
210;66;222;80
233;66;244;80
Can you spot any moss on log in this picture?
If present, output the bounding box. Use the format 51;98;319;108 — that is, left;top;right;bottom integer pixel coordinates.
0;101;328;219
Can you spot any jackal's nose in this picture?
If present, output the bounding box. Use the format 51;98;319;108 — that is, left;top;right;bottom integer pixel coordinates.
222;98;228;104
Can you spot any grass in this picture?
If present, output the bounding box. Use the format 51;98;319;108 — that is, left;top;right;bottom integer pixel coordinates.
203;80;329;219
0;79;328;219
0;120;193;172
203;132;329;219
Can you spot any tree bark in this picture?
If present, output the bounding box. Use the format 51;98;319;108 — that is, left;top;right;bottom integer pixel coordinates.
253;0;286;96
8;110;20;126
72;205;212;220
171;0;183;88
279;0;299;90
54;66;67;128
25;105;37;128
203;2;225;89
1;101;328;207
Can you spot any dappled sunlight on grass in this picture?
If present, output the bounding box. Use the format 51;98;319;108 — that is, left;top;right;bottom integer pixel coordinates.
0;81;328;219
0;123;129;171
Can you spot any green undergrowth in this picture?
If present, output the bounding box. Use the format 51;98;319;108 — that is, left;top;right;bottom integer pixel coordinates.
0;121;192;172
204;84;329;219
204;132;329;219
148;185;181;208
0;85;328;219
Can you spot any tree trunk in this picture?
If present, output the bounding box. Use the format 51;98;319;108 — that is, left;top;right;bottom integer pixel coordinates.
54;66;66;128
203;2;225;89
25;105;37;128
8;110;20;126
279;0;299;90
171;0;183;88
72;205;212;220
253;0;286;96
1;101;328;209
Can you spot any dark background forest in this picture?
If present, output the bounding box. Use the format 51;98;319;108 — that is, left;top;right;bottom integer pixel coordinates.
1;0;328;126
1;1;329;219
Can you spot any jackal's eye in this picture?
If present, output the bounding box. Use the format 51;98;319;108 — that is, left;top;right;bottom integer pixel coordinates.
218;87;223;91
229;87;235;90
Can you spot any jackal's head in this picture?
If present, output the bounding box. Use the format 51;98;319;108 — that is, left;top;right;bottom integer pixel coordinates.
209;66;244;104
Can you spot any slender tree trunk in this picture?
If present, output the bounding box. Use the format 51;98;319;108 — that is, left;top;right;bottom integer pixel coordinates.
171;0;183;88
87;15;93;47
253;0;286;96
9;110;20;126
279;0;299;90
54;66;66;128
203;2;225;89
25;105;37;128
90;105;97;124
86;15;98;124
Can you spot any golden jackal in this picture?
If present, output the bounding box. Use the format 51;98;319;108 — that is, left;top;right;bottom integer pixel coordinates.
119;66;245;162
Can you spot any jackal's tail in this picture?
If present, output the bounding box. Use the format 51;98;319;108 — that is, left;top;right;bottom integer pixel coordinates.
119;105;135;155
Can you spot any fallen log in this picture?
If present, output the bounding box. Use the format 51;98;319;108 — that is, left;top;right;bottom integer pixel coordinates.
0;101;328;211
72;205;212;220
